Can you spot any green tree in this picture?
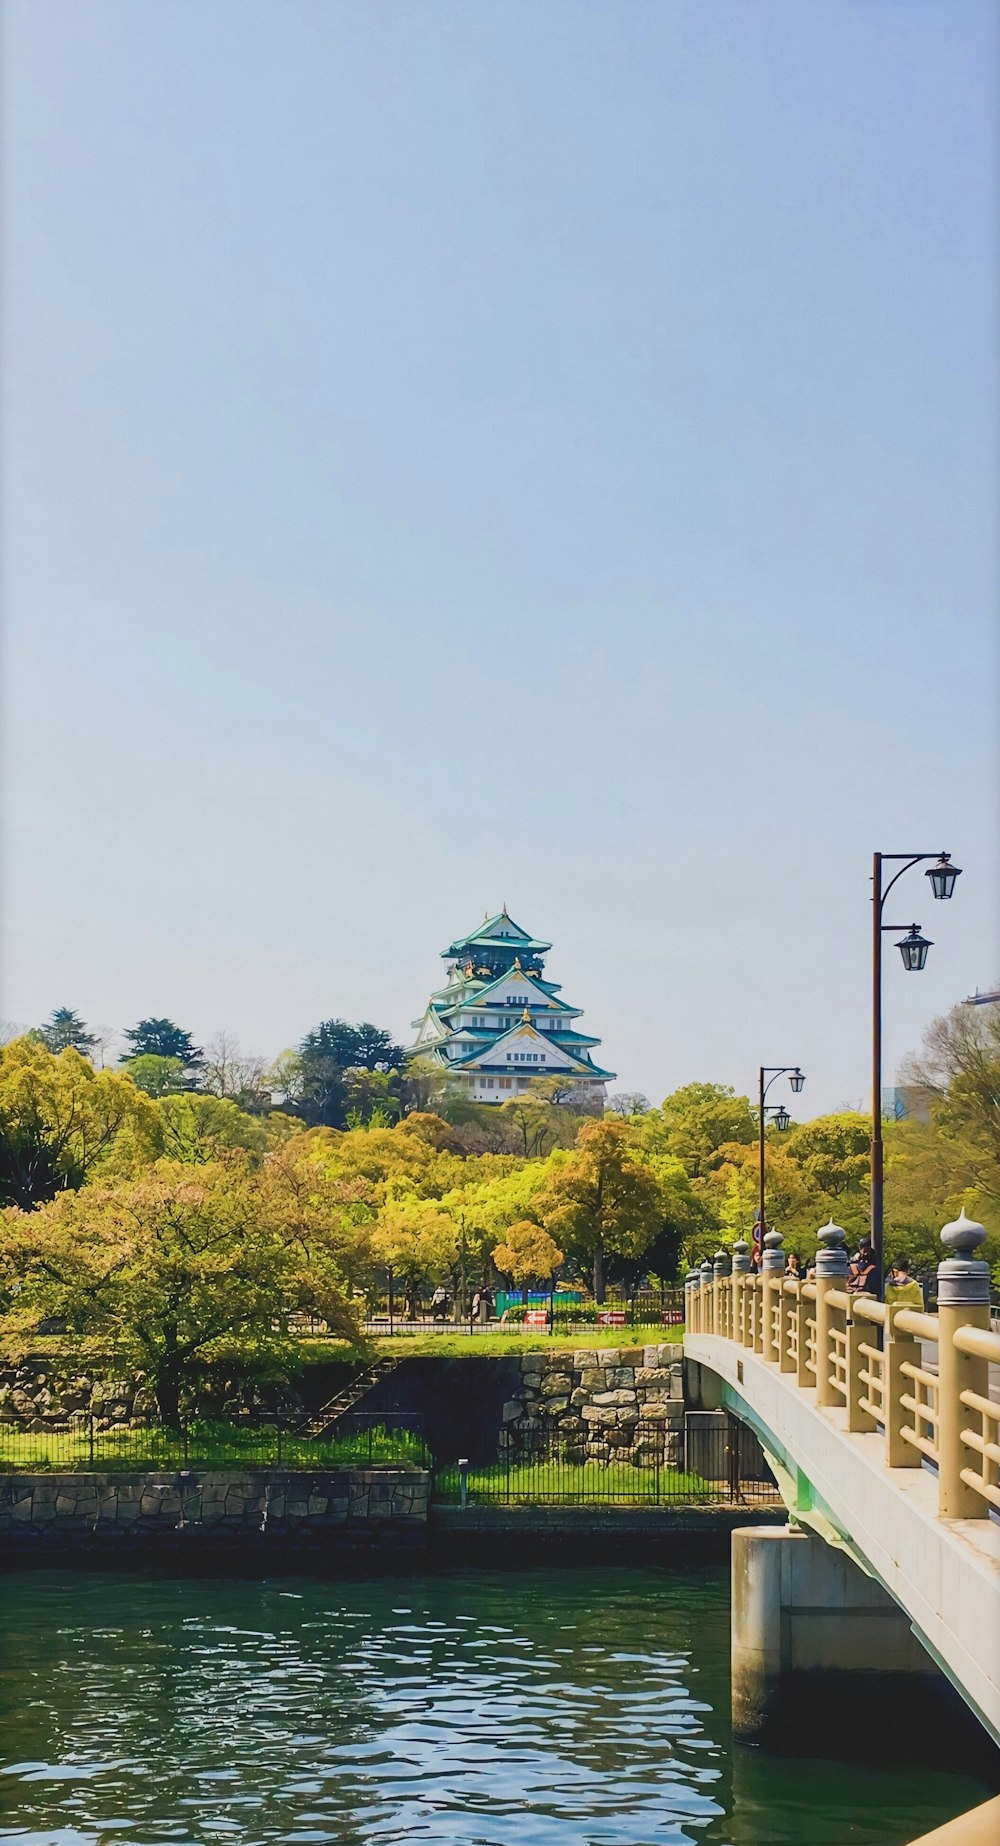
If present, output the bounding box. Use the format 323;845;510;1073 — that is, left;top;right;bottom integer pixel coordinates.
901;1000;1000;1176
541;1118;662;1302
36;1008;96;1055
636;1083;755;1177
0;1156;359;1425
122;1018;203;1069
0;1038;156;1209
124;1054;189;1097
784;1113;871;1210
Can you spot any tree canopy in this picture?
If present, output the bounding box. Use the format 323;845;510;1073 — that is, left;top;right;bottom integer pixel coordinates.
122;1018;203;1068
36;1008;96;1055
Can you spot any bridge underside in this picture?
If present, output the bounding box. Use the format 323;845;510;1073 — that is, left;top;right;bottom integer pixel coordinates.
684;1332;1000;1749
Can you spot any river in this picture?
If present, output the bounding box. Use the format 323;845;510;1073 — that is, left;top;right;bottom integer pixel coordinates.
0;1566;992;1845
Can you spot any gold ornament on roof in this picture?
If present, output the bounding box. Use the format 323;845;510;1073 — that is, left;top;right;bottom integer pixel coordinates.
522;1006;531;1023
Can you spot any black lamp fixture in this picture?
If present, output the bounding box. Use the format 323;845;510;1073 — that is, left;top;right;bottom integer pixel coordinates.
925;853;962;901
871;847;964;1276
789;1068;806;1094
773;1104;792;1132
897;925;933;972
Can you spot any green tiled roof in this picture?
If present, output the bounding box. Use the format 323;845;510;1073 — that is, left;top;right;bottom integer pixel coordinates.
444;911;553;957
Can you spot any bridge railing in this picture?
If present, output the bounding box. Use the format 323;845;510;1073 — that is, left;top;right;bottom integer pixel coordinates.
685;1211;1000;1523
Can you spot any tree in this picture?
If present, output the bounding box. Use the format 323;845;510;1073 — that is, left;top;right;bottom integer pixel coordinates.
901;1000;1000;1173
491;1219;563;1301
352;1023;405;1071
0;1156;359;1425
200;1032;272;1111
371;1196;458;1300
607;1092;650;1117
541;1118;662;1301
635;1083;755;1177
37;1009;96;1055
497;1080;581;1157
0;1038;156;1209
784;1114;871;1205
124;1054;189;1098
122;1018;203;1069
343;1067;402;1126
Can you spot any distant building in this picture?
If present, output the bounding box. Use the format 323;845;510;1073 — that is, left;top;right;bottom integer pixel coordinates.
882;1085;934;1124
964;986;1000;1006
409;907;615;1106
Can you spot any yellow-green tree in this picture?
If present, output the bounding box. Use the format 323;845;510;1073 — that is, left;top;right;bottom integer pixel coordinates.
541;1119;661;1302
0;1156;359;1424
491;1219;563;1300
0;1038;158;1209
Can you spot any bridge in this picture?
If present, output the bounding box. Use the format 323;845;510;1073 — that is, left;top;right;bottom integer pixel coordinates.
683;1209;1000;1799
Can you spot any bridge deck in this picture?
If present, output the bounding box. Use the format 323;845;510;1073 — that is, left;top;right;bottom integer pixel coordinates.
684;1332;1000;1747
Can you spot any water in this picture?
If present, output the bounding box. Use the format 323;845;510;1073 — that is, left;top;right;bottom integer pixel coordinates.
0;1566;991;1846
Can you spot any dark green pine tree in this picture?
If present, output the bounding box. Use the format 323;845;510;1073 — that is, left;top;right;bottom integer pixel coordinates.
294;1019;405;1126
37;1008;97;1055
122;1018;203;1068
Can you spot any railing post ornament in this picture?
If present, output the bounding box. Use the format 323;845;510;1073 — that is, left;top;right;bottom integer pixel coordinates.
814;1218;849;1281
814;1220;849;1406
937;1209;990;1519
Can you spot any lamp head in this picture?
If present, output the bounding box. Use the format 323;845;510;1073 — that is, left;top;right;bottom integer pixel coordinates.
898;925;932;972
926;853;961;901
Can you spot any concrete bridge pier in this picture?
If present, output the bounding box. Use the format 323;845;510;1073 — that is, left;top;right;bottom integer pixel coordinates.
731;1524;952;1756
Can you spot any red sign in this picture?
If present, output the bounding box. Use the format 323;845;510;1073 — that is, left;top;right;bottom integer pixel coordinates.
597;1310;627;1328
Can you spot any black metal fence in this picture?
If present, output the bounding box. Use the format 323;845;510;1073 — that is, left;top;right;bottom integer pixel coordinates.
0;1415;430;1474
434;1413;781;1506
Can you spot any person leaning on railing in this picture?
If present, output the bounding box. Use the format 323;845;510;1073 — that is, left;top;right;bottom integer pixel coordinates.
884;1253;924;1310
847;1240;881;1297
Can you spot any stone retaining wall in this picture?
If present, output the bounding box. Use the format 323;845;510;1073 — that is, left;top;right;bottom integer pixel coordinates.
501;1345;685;1463
0;1468;429;1553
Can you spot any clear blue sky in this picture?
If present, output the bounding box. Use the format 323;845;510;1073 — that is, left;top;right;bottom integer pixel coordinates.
1;1;997;1115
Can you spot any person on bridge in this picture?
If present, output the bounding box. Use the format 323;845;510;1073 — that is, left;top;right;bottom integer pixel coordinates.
885;1254;924;1309
785;1252;802;1279
847;1241;881;1297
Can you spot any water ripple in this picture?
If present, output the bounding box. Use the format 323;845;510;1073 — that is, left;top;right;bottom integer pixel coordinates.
0;1567;988;1846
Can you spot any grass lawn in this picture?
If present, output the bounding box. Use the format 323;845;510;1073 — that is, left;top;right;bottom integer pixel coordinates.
0;1420;428;1474
434;1457;716;1504
297;1325;684;1364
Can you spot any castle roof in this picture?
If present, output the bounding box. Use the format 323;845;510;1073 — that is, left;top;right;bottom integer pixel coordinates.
444;908;552;959
440;963;577;1019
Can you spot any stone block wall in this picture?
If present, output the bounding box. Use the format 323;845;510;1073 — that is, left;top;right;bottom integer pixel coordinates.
0;1467;430;1553
500;1345;685;1466
0;1365;150;1430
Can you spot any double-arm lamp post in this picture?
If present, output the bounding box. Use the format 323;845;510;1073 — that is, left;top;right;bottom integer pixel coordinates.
757;1065;805;1249
871;851;962;1276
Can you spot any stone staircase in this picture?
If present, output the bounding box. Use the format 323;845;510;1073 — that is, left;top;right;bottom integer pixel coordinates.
302;1358;401;1439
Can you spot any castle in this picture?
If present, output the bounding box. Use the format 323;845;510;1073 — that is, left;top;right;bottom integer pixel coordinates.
409;908;614;1107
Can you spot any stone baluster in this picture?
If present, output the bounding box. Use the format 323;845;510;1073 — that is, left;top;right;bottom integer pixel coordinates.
732;1239;751;1346
760;1230;784;1365
685;1267;700;1332
713;1249;731;1336
937;1210;991;1519
699;1260;713;1335
814;1220;849;1407
885;1301;921;1468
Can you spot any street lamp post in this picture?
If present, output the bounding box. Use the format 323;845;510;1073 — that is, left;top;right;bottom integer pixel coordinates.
757;1066;805;1255
871;852;962;1276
